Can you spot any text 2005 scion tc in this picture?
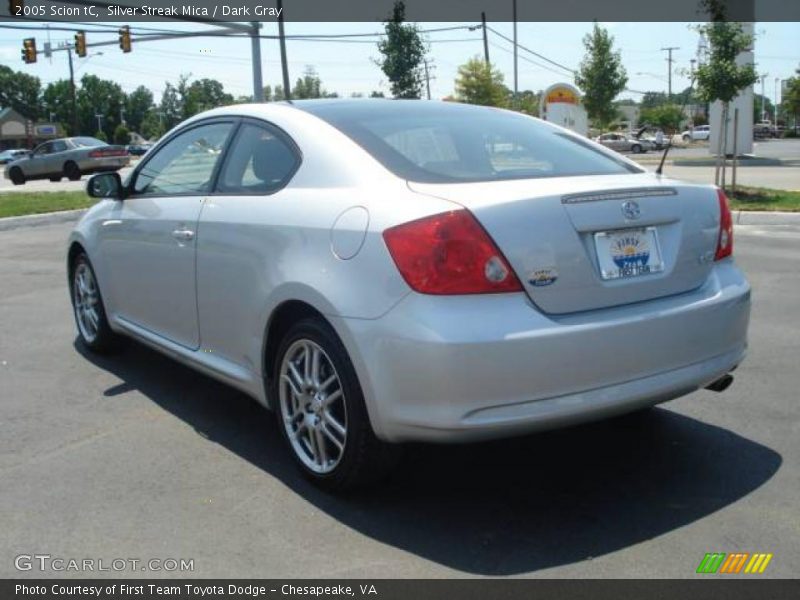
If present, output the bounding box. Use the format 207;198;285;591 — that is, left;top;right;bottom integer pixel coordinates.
68;100;750;490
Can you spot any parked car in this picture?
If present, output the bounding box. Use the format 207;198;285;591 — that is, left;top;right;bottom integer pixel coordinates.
0;148;29;165
595;132;652;153
682;125;711;142
68;101;750;490
3;137;129;185
126;144;149;156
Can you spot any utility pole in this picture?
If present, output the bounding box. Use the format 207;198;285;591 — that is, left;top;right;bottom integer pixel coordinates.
250;22;264;102
95;113;103;135
661;46;679;97
66;47;78;136
120;106;126;126
760;73;768;121
277;0;291;101
481;12;490;65
512;0;518;107
422;59;434;100
775;77;780;123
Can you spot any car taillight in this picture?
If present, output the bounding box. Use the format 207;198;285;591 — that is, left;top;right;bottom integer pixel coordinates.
715;188;734;261
89;149;126;158
382;209;523;295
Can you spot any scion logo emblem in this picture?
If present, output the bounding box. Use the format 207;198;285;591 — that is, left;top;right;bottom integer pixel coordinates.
621;200;641;220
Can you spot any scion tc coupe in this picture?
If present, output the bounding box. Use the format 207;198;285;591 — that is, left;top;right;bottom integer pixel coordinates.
68;100;750;490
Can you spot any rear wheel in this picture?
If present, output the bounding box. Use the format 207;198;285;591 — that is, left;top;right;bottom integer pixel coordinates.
682;134;691;142
70;253;120;353
9;166;25;185
64;161;81;181
272;317;400;491
631;144;643;154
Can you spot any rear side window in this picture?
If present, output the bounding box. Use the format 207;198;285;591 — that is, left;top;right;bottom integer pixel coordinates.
216;123;299;194
299;101;641;184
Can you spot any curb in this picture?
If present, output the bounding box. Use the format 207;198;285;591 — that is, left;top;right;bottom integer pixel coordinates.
735;211;800;225
0;208;87;232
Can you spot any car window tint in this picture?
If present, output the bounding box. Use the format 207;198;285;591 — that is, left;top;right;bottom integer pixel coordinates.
51;141;67;153
216;123;298;194
35;143;52;155
299;102;640;183
133;122;232;196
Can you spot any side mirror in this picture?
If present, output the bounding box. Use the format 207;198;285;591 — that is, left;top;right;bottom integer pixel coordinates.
87;172;124;200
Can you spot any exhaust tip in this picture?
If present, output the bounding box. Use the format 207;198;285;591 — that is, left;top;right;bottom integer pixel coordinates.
705;373;734;393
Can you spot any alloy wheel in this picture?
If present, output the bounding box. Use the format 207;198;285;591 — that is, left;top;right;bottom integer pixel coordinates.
278;339;347;474
73;262;100;344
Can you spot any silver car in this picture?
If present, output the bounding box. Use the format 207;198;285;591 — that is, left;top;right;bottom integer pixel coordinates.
68;101;750;490
4;136;129;185
595;132;652;154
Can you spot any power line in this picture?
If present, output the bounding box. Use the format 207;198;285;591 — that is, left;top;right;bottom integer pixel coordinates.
486;25;576;75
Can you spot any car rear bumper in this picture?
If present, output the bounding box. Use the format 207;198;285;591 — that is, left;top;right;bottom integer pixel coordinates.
336;260;750;443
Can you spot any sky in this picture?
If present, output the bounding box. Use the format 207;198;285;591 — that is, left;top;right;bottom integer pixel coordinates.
1;21;798;105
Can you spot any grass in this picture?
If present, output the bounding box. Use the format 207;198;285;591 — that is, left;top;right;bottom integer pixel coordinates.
0;191;94;219
727;186;800;212
1;185;798;219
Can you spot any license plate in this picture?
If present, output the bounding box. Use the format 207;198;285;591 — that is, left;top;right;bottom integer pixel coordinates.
594;227;664;280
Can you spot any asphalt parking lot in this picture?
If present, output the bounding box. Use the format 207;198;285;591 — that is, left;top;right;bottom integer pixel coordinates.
0;220;798;578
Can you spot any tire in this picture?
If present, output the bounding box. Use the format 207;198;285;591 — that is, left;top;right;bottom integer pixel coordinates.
64;161;81;181
683;134;691;142
9;166;25;185
69;253;121;354
272;317;400;491
631;144;642;154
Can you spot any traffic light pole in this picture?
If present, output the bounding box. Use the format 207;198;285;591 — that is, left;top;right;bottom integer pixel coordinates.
67;47;78;135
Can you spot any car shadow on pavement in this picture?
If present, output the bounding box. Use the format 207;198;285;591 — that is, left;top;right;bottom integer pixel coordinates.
76;339;782;576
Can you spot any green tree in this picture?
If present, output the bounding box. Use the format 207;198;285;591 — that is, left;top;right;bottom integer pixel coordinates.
140;109;163;140
639;104;685;132
77;74;126;138
125;86;154;134
94;130;107;142
694;21;758;182
375;1;427;98
159;83;183;130
183;78;234;117
517;90;540;115
369;90;385;98
42;80;75;134
783;67;800;126
454;57;509;107
574;23;628;129
291;66;337;99
113;124;131;145
0;65;42;120
753;93;774;123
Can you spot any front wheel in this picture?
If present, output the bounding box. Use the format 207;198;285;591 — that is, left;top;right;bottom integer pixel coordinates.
272;317;400;491
631;144;643;154
70;253;120;353
64;161;81;181
9;166;25;185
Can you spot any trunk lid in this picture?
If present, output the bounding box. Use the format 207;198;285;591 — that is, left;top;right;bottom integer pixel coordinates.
409;173;721;314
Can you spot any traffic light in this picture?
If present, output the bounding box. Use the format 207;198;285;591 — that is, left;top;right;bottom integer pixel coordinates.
118;26;131;53
74;31;86;57
21;37;36;64
9;1;24;17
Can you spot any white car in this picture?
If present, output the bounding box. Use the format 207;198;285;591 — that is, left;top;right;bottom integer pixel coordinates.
682;125;711;142
68;100;750;490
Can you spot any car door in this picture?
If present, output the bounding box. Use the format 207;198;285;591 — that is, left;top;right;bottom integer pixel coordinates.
98;119;236;349
43;139;68;176
26;142;53;177
195;119;301;365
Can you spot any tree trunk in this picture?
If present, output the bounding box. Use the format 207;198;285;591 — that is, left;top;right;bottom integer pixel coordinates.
714;102;726;187
720;103;729;191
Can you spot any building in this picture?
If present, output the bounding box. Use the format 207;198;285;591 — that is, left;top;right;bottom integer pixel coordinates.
0;107;63;151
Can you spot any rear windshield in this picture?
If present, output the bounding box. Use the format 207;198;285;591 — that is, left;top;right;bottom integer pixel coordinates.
298;100;641;184
71;137;107;148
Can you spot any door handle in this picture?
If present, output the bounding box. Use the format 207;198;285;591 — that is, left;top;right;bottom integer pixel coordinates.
171;228;195;242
